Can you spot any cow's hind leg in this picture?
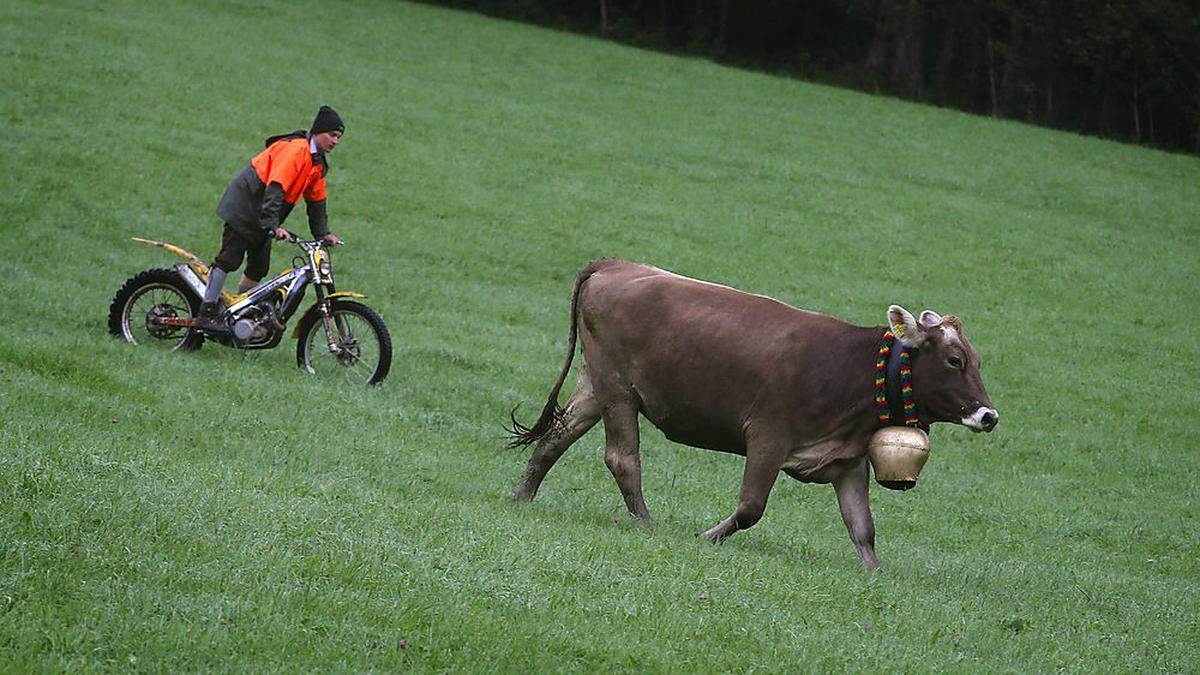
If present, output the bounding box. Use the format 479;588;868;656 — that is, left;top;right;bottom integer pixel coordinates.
510;367;602;501
601;400;652;522
698;437;789;541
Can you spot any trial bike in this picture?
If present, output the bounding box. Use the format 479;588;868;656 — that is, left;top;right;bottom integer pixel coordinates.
108;233;392;385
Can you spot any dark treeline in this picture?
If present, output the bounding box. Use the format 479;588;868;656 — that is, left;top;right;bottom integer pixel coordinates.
422;0;1200;154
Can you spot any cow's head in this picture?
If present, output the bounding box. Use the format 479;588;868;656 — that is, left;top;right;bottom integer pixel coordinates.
888;305;998;433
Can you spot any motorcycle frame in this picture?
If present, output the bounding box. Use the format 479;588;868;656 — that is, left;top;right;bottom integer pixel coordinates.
168;239;349;350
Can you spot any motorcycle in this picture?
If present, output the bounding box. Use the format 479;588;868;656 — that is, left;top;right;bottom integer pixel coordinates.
107;232;392;385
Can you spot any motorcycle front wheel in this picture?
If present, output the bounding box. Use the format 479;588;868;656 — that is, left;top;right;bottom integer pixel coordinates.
295;300;392;385
107;268;204;351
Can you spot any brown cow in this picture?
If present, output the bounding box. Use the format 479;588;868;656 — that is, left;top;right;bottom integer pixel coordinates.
507;258;997;570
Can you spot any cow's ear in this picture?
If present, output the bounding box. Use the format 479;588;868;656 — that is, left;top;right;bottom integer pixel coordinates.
888;305;927;347
919;310;943;328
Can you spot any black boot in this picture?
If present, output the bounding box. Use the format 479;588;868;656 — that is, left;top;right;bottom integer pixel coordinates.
195;301;229;335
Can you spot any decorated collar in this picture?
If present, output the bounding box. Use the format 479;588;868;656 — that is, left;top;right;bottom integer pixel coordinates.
874;331;919;427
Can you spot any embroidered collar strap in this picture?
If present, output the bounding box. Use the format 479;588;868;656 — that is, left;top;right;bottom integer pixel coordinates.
874;331;919;427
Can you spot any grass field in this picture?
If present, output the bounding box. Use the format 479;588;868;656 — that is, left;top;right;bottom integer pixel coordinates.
3;0;1199;670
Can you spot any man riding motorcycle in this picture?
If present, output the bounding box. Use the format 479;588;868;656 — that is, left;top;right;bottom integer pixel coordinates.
197;105;346;334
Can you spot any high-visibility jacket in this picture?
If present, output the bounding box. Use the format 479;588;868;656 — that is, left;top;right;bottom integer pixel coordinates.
216;131;330;238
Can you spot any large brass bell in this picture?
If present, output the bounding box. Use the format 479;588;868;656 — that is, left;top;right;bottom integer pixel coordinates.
867;427;930;491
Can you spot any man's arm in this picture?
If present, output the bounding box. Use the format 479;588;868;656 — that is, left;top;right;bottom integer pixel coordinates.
305;199;331;239
259;142;308;239
261;182;287;236
304;170;336;242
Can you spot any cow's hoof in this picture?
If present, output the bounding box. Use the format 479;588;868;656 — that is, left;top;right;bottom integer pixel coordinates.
507;490;534;502
696;517;736;541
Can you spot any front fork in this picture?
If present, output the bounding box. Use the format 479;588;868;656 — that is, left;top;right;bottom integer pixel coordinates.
313;286;345;355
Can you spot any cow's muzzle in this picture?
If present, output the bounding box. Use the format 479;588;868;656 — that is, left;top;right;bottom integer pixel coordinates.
962;406;999;433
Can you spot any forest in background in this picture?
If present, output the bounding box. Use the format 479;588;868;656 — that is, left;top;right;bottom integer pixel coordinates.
424;0;1200;155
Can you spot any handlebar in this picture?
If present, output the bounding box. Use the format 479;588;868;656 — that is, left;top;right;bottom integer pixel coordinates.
280;230;343;248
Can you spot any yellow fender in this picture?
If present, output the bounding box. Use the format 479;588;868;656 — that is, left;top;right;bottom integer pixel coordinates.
132;236;279;306
132;237;208;270
291;292;368;338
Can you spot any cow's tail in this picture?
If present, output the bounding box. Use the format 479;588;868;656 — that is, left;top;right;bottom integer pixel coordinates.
506;262;602;449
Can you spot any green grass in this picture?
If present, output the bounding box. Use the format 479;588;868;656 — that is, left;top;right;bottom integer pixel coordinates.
2;0;1199;670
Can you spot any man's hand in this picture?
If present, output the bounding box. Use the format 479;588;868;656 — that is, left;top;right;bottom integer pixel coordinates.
273;227;294;242
323;233;342;246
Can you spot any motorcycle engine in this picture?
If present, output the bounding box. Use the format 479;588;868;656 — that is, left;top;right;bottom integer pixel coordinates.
232;302;283;342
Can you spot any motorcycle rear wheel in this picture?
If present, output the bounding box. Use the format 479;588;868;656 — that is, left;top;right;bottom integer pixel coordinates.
295;300;392;385
108;268;204;351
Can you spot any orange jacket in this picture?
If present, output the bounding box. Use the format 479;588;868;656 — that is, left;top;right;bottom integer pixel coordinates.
216;133;330;238
251;136;327;204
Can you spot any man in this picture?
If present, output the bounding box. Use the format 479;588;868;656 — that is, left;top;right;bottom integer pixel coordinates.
196;105;345;334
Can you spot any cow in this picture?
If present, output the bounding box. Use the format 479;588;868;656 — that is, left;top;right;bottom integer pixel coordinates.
507;258;997;570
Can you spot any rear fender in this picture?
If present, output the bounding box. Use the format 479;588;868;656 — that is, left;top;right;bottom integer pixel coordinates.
134;236;224;298
133;237;208;272
290;292;368;338
136;237;255;306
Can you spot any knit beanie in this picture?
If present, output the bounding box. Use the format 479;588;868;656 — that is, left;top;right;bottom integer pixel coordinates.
310;106;344;135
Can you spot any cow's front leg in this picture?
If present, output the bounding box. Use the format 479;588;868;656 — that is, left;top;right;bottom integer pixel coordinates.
697;440;788;541
832;458;879;571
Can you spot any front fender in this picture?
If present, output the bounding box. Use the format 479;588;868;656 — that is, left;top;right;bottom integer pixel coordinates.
290;292;368;338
